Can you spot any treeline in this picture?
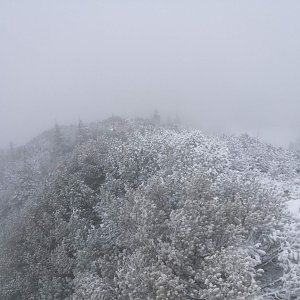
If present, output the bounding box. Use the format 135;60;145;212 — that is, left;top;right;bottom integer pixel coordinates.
0;117;299;299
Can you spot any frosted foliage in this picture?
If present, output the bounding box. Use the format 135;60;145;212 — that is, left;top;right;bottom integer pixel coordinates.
0;118;299;299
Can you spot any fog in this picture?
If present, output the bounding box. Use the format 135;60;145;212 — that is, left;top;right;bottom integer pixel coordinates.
1;0;300;148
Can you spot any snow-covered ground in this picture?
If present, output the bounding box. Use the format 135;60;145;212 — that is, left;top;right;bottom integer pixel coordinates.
289;198;300;216
288;181;300;216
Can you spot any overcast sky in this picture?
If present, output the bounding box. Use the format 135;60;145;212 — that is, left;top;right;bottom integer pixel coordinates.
1;0;300;148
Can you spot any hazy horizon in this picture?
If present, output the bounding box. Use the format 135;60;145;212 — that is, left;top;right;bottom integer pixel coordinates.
1;0;300;148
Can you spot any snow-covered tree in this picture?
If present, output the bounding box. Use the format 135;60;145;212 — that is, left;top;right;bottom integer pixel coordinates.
0;117;299;299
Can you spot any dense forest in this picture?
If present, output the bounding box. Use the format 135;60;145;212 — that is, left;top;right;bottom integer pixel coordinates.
0;116;300;299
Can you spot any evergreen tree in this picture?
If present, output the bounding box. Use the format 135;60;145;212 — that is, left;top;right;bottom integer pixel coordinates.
152;109;161;125
77;119;90;145
52;123;68;158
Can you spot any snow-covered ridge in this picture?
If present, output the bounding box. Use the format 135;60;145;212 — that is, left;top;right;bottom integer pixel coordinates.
0;118;299;299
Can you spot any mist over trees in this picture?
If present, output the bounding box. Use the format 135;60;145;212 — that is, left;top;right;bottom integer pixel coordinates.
0;117;300;299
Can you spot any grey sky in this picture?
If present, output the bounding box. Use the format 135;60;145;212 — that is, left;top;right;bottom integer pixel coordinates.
1;0;300;148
